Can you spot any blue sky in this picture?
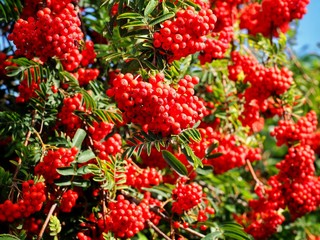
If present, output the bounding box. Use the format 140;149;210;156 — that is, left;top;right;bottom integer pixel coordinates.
292;0;320;55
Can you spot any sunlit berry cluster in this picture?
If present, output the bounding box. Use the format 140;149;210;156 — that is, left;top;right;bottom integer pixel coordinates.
87;121;114;141
240;0;310;37
93;133;122;160
8;1;84;71
126;160;163;190
75;68;100;86
153;6;217;62
78;194;162;239
238;111;320;239
271;110;318;146
229;51;293;131
35;147;78;183
0;180;46;222
172;179;203;214
57;93;84;135
107;73;206;136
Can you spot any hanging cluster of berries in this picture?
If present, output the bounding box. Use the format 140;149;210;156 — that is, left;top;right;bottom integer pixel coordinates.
56;93;85;135
9;0;98;76
228;51;293;131
59;189;79;213
126;160;163;190
188;126;261;174
93;133;122;161
172;178;203;214
271;110;318;146
107;73;206;136
237;111;320;239
87;121;114;141
0;180;46;222
153;6;217;62
77;194;162;239
8;1;83;71
240;0;310;37
198;0;241;64
35;147;78;184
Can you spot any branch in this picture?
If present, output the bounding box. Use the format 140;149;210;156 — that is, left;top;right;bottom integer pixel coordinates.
246;159;265;193
37;203;58;240
184;227;205;238
147;220;171;240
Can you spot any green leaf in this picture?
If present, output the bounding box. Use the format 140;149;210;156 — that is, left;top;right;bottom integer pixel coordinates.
101;52;125;62
77;150;96;163
117;12;144;20
144;0;158;16
72;180;91;188
207;152;223;159
149;12;175;26
77;165;92;175
205;141;219;155
162;150;188;176
121;20;147;29
181;143;203;168
72;128;87;149
0;234;21;240
49;216;61;236
220;223;251;240
55;180;72;187
56;166;77;176
181;128;201;142
201;231;223;240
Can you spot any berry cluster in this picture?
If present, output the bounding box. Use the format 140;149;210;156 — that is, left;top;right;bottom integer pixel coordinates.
172;179;203;214
229;51;293;131
271;110;318;146
75;68;100;86
198;0;241;64
35;147;78;183
105;195;153;238
126;160;163;190
87;121;114;141
16;70;41;103
59;189;79;213
8;1;84;71
238;111;320;238
23;217;43;236
189;127;261;174
240;0;310;37
93;133;122;160
207;134;261;174
0;180;46;222
81;194;161;239
107;73;206;136
57;93;84;135
80;41;97;67
153;7;217;62
284;177;320;219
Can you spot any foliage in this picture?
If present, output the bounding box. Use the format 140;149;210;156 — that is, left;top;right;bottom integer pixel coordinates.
0;0;319;239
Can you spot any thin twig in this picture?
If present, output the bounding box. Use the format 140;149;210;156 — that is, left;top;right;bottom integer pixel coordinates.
184;227;205;238
147;220;171;240
37;203;58;240
246;159;265;193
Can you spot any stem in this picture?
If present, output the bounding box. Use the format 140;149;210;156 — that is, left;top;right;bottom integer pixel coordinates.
147;220;171;240
184;227;205;238
246;159;265;193
37;203;58;240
